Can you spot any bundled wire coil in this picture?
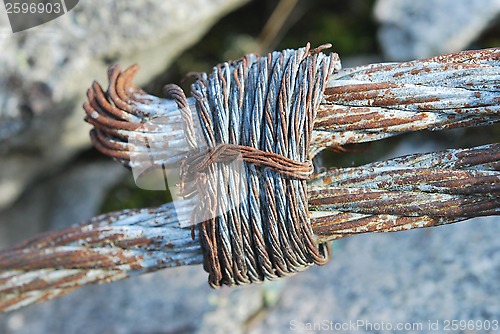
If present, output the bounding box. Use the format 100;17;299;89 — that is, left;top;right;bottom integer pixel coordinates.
1;45;499;312
169;44;338;286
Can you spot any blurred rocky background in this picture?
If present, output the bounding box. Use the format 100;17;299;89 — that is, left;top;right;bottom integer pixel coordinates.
1;0;500;333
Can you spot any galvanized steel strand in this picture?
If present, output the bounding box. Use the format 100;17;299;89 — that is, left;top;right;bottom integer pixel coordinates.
1;46;499;312
2;144;499;312
0;201;202;312
309;143;500;241
84;48;500;164
311;48;500;153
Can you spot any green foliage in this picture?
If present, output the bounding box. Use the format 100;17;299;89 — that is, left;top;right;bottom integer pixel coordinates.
279;0;378;55
100;175;172;213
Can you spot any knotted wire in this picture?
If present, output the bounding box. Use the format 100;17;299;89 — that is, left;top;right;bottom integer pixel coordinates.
84;49;500;167
84;65;193;169
2;46;498;311
174;44;338;287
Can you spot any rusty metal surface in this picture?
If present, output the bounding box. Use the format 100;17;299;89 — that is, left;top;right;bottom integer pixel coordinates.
2;143;498;312
0;201;201;313
84;48;500;164
84;65;195;168
186;45;336;288
309;143;500;242
1;47;499;313
310;48;500;153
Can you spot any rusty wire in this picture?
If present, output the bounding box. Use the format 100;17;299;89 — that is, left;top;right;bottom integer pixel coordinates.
85;48;500;165
1;143;499;312
187;45;334;287
0;201;202;312
311;48;500;155
84;65;192;167
309;143;500;242
1;46;500;312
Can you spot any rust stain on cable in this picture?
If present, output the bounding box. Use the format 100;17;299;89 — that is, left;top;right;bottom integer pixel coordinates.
1;46;499;313
2;142;499;311
312;47;500;150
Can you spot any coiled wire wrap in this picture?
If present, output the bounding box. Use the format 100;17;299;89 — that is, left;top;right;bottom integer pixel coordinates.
171;44;338;286
2;46;497;312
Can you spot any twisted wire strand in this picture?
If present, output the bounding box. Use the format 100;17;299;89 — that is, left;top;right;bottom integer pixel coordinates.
84;48;500;168
0;201;201;313
84;65;196;168
311;48;500;154
2;144;499;312
2;46;499;312
309;143;500;241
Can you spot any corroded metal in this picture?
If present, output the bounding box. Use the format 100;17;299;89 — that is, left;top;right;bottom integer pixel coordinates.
84;65;194;168
0;201;201;312
84;49;500;162
2;143;499;312
1;47;499;313
310;48;500;155
309;143;500;242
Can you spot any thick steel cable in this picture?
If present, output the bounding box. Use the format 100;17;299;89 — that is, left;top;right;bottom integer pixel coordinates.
309;143;500;242
84;48;500;164
312;48;500;154
2;46;499;312
0;200;202;313
2;144;499;312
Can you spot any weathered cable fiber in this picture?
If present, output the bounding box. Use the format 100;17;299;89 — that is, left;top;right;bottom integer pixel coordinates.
309;143;500;242
1;143;499;312
0;201;202;312
186;45;334;287
312;48;500;154
84;48;500;163
1;45;499;312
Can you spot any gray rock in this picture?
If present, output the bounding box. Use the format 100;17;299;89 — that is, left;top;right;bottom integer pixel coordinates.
0;161;127;248
0;0;249;209
249;216;500;334
375;0;500;60
199;284;269;334
3;215;498;333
